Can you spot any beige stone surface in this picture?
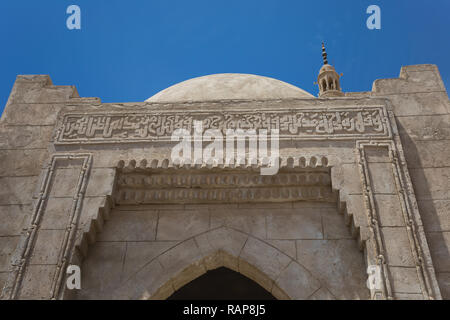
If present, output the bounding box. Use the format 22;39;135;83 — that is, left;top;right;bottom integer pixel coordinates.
7;85;76;105
426;232;450;272
0;236;19;272
373;64;445;94
332;163;363;195
122;241;177;280
0;149;48;176
382;227;416;267
39;197;73;230
436;273;450;299
266;240;296;259
373;194;405;227
368;162;397;194
403;140;450;169
419;200;450;232
115;259;168;300
157;210;210;240
345;194;369;228
77;242;126;299
383;92;449;116
266;208;323;240
19;265;56;299
0;125;53;149
397;115;450;141
296;239;370;299
410;168;450;200
274;261;321;299
307;286;336;300
210;208;266;239
0;204;31;236
85;168;116;197
97;210;158;241
1;104;61;125
0;176;38;205
364;146;391;163
0;272;8;294
389;267;422;294
29;229;66;265
240;237;292;284
194;227;248;266
49;168;81;198
322;207;353;239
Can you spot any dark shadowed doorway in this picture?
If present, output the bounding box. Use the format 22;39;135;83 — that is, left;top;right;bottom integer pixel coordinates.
168;267;276;300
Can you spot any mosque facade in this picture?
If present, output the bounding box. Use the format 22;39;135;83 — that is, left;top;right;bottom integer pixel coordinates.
0;47;449;300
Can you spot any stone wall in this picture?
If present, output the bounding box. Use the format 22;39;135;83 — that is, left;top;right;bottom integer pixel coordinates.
0;75;80;292
76;202;369;300
371;65;450;299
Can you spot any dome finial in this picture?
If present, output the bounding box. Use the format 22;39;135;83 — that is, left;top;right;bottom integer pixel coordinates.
317;42;344;97
322;42;328;65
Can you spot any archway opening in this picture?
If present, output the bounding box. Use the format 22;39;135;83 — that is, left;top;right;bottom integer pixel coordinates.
167;267;276;300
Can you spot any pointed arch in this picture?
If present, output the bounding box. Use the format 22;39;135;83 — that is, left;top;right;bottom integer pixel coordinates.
167;267;277;299
109;227;323;300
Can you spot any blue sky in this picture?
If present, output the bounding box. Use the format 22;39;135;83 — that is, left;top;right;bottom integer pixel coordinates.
1;0;449;113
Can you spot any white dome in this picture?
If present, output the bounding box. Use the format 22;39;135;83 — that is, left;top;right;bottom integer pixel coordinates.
145;73;314;102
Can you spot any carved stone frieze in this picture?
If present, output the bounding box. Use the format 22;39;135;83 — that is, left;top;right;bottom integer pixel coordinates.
55;107;391;144
115;156;335;204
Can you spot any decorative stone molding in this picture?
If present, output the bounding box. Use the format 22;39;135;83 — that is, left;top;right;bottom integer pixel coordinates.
55;106;391;144
337;197;365;251
356;140;438;300
117;155;330;171
115;156;335;205
74;196;114;261
2;154;92;300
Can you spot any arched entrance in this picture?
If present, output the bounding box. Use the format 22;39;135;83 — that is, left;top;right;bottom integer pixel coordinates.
74;161;370;300
75;211;370;300
168;267;276;300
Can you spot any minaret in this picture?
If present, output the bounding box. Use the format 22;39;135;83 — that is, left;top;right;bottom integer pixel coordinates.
317;42;344;97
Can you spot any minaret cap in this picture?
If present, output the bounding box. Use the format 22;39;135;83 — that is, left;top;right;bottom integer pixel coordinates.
317;42;344;97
